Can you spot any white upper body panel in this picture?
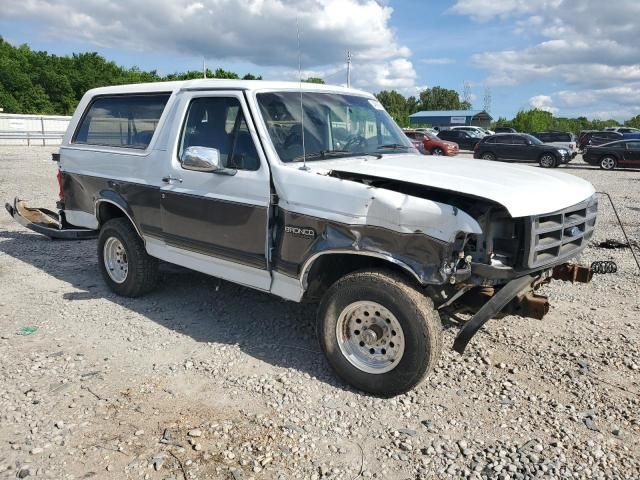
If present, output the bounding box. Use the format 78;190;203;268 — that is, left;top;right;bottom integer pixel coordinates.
289;154;595;218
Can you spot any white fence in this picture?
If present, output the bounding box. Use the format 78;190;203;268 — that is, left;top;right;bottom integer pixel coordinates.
0;113;71;146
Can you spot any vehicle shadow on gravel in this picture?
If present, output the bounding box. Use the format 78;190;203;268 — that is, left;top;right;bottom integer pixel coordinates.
563;164;640;173
0;229;346;389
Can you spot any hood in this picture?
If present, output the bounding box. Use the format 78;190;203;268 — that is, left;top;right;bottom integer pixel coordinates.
309;154;595;218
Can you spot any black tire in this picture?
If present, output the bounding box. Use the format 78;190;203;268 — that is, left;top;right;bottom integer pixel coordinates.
539;153;557;168
317;269;442;396
431;147;444;156
600;156;617;170
97;218;158;297
481;152;496;161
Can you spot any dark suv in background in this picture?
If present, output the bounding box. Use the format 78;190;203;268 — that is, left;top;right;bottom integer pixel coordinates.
474;133;570;168
494;127;517;133
578;131;623;150
437;129;481;150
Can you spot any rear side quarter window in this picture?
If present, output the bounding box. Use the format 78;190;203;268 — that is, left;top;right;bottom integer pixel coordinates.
73;94;171;149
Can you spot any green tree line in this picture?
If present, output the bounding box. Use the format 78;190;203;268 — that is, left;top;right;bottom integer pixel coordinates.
3;37;638;132
492;109;640;134
0;37;267;115
375;86;471;127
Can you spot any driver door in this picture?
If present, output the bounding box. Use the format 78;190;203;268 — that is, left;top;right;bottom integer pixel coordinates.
157;91;272;290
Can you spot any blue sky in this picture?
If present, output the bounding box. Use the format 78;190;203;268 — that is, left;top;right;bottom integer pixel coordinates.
2;0;640;121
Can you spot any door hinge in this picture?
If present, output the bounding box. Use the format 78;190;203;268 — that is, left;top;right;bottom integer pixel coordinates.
270;193;279;205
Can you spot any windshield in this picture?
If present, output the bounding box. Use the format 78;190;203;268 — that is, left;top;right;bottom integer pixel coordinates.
257;91;414;162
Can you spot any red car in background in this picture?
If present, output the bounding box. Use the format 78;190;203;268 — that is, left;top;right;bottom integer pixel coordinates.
404;129;459;156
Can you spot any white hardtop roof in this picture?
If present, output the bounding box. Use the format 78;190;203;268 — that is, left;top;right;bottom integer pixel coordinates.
85;79;374;98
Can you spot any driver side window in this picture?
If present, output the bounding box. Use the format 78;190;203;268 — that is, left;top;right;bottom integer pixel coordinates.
180;97;260;171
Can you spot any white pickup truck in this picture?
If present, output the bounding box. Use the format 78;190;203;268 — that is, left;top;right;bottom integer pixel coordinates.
6;80;598;395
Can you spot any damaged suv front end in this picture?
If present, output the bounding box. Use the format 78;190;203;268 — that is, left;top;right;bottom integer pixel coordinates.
253;89;600;362
443;194;598;352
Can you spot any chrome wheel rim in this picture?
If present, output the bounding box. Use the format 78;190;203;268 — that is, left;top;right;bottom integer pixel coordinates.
541;155;555;167
601;157;615;169
103;237;128;284
482;153;494;160
433;149;442;156
335;301;405;374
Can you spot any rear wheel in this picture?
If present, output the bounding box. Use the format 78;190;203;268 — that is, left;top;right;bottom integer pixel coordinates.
481;152;496;161
98;218;158;297
600;156;616;170
317;270;442;396
539;153;557;168
431;147;444;156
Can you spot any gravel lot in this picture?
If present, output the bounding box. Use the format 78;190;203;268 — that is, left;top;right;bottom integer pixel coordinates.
0;146;639;479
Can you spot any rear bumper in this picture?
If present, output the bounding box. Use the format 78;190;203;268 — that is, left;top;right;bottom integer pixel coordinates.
5;197;97;240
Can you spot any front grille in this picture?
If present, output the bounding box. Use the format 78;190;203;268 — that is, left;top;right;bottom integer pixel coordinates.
525;196;597;268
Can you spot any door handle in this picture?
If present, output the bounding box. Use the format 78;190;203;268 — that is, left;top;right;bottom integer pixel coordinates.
161;175;183;184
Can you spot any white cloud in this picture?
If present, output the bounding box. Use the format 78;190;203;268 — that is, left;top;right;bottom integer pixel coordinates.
449;0;562;22
529;95;558;114
0;0;416;92
452;0;640;117
420;58;455;65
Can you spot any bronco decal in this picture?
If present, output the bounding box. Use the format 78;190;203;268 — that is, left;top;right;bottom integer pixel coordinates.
284;225;316;239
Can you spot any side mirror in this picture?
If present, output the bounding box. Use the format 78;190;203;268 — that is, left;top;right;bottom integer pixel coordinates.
181;146;221;172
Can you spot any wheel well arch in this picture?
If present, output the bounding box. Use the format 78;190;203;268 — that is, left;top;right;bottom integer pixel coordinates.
301;251;424;302
600;153;618;161
95;200;142;238
538;151;558;159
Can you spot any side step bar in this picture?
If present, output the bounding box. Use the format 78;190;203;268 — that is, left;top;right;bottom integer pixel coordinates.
5;197;97;240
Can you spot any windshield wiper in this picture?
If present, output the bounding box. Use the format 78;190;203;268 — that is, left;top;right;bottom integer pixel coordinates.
375;144;412;152
292;150;364;162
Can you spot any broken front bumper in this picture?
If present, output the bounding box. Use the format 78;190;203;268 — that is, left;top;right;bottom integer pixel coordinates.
453;263;594;354
5;197;97;240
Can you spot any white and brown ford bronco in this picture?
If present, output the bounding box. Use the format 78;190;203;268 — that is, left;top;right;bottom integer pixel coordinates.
6;80;598;395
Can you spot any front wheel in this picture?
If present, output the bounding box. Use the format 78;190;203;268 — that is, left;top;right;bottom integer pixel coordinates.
600;156;616;170
539;153;557;168
431;147;444;156
98;218;159;297
481;152;496;161
317;270;442;396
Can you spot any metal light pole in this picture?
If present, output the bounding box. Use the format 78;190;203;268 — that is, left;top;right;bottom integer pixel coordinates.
346;51;352;88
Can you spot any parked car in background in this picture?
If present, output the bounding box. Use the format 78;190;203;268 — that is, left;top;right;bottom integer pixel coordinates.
450;126;491;137
473;133;570;168
531;131;578;158
403;130;426;154
604;127;640;134
582;140;640;170
494;127;517;133
405;129;459;156
437;129;481;150
578;131;623;150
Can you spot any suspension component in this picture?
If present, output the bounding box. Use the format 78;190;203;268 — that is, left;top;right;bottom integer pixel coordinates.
591;261;617;274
